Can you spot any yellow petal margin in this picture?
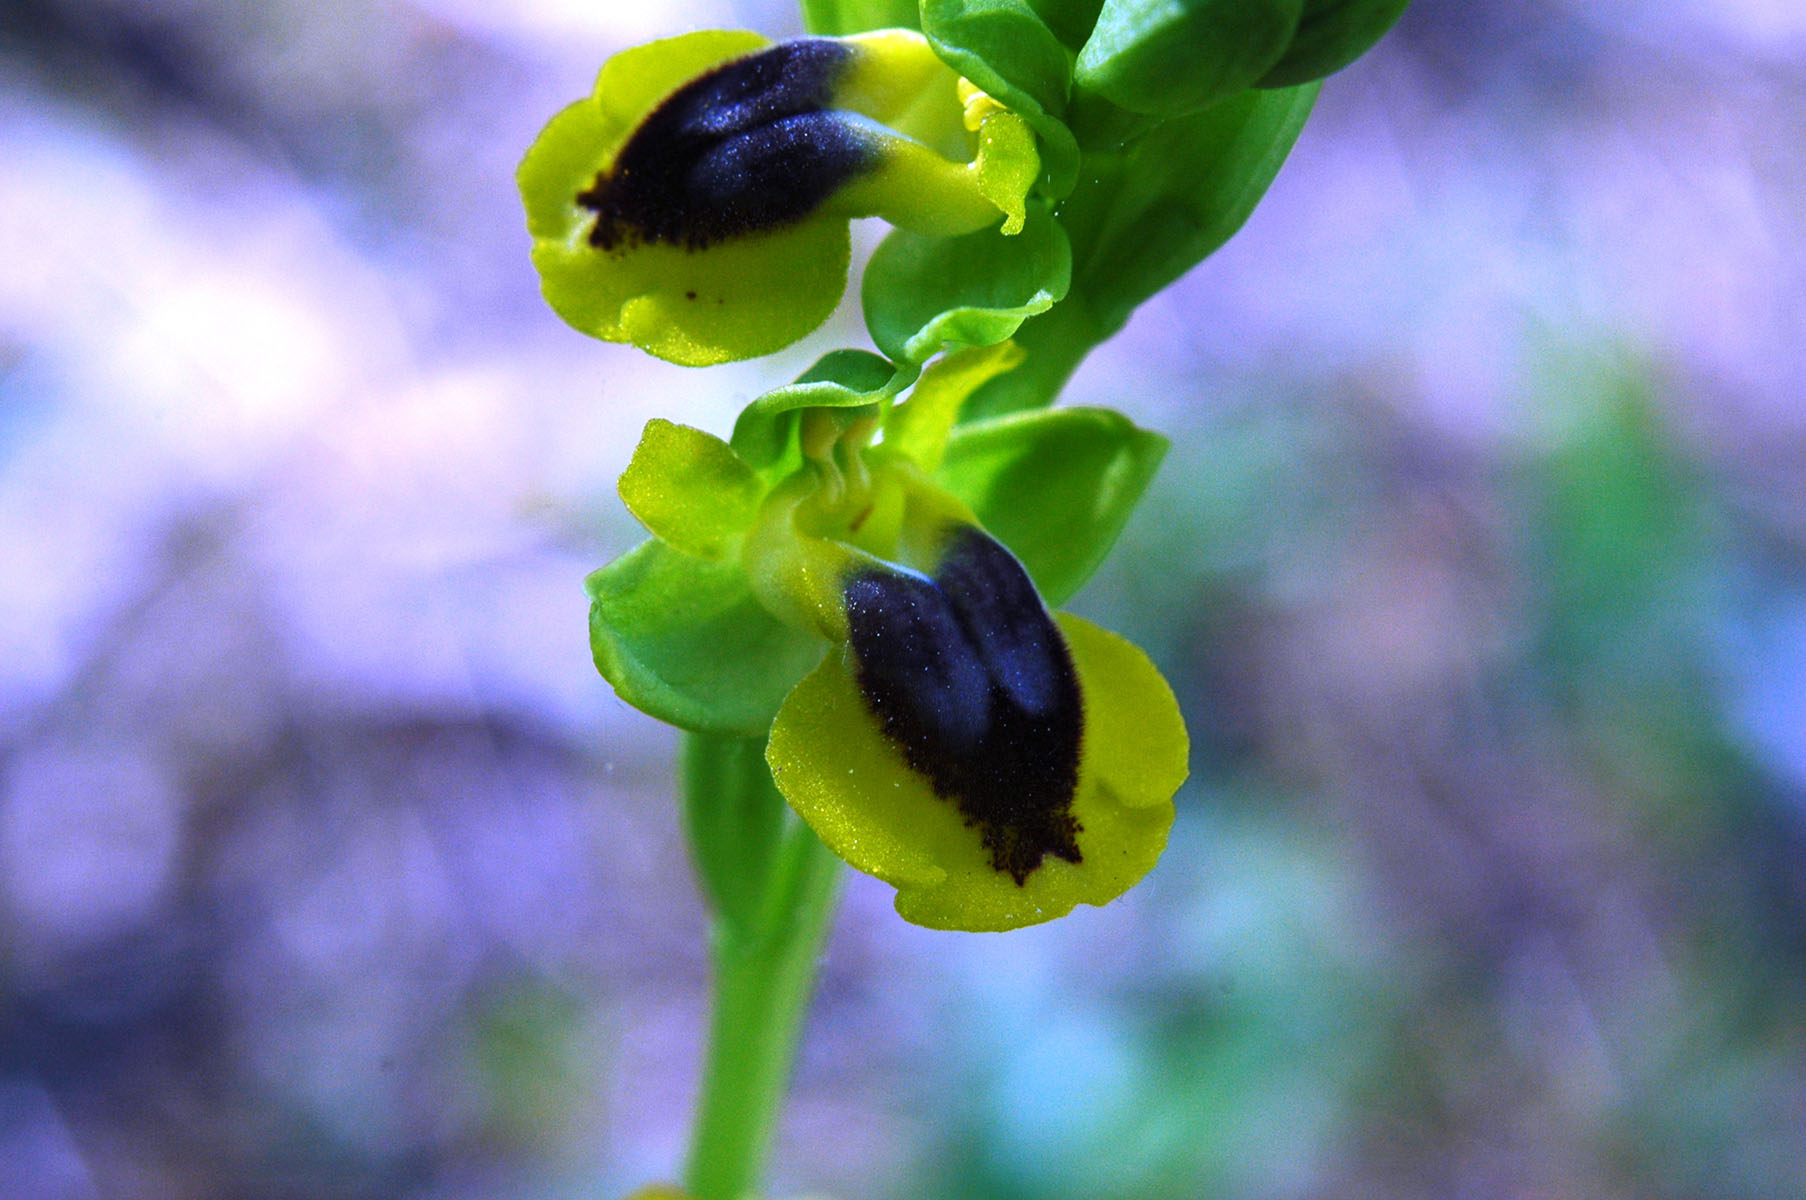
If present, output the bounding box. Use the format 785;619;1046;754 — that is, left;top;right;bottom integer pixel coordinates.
767;613;1186;932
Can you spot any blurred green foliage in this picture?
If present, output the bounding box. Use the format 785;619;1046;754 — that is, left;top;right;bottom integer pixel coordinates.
933;357;1806;1199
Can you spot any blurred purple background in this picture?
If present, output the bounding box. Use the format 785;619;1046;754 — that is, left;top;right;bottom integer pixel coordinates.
2;2;1804;1197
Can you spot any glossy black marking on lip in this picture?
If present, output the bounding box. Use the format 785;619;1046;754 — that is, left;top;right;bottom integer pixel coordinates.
843;528;1083;884
577;39;878;251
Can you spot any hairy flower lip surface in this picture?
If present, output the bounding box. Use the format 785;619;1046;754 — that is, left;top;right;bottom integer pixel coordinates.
517;29;1040;366
841;524;1086;886
575;38;871;252
751;457;1186;931
769;603;1186;932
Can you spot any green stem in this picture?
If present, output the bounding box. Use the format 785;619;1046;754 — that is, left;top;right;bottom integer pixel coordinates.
682;733;843;1200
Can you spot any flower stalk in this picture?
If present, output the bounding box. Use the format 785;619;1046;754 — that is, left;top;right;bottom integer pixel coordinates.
681;733;842;1200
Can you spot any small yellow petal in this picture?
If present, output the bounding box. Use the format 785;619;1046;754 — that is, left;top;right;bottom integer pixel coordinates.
975;109;1038;236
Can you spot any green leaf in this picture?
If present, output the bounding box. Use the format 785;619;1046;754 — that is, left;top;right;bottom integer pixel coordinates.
862;204;1072;364
618;420;765;560
729;350;918;474
920;0;1082;195
587;540;825;736
1060;81;1318;332
680;733;790;933
1258;0;1411;87
801;0;922;34
937;406;1168;605
1074;0;1303;116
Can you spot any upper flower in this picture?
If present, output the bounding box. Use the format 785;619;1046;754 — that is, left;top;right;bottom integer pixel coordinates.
518;29;1039;366
588;347;1186;930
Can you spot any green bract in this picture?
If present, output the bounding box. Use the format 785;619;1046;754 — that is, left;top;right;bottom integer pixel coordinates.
769;608;1185;930
1075;0;1303;116
1258;0;1413;87
518;29;1040;365
587;352;1184;929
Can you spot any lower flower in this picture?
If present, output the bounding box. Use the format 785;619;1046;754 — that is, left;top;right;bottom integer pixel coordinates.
756;482;1187;932
592;353;1186;931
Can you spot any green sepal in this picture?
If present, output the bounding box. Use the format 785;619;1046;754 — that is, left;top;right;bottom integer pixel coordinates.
729;349;918;474
618;420;765;560
862;204;1072;364
920;0;1082;195
587;540;825;737
1074;0;1303;116
1059;81;1318;334
1258;0;1411;87
937;406;1167;605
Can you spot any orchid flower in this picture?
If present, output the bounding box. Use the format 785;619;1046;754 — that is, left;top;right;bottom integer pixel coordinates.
591;346;1184;929
519;29;1038;365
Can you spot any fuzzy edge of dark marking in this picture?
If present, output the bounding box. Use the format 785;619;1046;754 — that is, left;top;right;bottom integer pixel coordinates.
575;38;878;253
842;528;1085;885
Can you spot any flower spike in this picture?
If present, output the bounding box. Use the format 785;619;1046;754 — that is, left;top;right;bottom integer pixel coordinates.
519;30;1040;366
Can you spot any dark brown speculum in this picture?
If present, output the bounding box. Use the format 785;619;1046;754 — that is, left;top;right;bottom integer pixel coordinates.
577;39;880;251
843;528;1084;884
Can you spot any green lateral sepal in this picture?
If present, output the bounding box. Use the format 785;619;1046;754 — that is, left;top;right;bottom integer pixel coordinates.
587;540;826;737
619;420;766;561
